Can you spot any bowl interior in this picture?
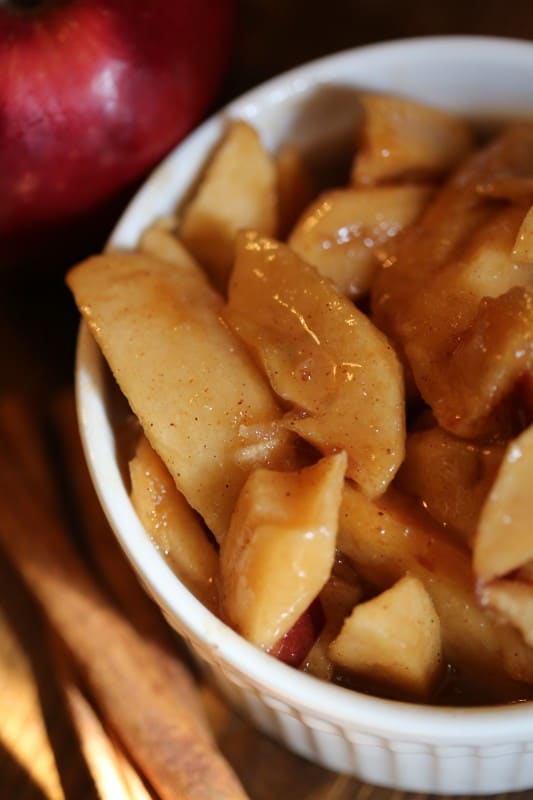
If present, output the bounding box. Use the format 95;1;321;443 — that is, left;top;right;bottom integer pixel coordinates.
76;35;533;743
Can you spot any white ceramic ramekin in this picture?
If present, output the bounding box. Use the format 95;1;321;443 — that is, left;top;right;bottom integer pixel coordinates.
75;36;533;795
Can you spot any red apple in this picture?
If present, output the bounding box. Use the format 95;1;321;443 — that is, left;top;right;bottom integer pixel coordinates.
0;0;235;271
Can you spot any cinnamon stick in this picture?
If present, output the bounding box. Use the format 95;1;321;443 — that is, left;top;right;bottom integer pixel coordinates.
0;401;249;800
0;394;57;505
1;395;156;798
52;635;154;800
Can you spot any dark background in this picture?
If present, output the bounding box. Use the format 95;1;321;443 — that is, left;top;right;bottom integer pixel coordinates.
230;0;533;97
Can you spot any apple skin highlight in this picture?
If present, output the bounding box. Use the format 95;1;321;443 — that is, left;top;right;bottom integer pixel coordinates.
0;0;235;269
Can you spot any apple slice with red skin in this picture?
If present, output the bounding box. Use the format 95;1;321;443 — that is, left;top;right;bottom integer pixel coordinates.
270;599;325;667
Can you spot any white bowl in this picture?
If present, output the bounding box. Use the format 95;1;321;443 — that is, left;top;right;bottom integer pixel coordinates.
75;36;533;795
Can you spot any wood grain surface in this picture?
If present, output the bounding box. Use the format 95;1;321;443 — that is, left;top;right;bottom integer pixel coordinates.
1;3;533;798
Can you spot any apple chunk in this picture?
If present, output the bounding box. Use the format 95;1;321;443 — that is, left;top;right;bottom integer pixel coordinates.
225;231;405;497
481;579;533;648
179;120;278;292
338;485;519;694
67;250;296;543
288;185;432;299
138;220;200;271
220;451;347;652
129;434;219;612
351;92;473;185
328;575;443;699
474;423;533;583
513;205;533;262
396;426;504;546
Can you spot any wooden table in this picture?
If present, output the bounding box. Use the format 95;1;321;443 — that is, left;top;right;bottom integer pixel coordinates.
1;3;533;798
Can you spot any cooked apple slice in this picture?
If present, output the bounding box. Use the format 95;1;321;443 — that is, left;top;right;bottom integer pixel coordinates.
396;426;504;545
329;575;443;699
220;451;347;652
480;579;533;648
372;125;533;439
351;92;473;185
398;206;533;438
338;484;524;695
139;221;200;271
129;434;219;611
373;126;533;340
513;205;533;262
225;231;405;497
179;119;278;291
474;424;533;583
494;624;533;685
288;185;432;299
67;250;297;543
